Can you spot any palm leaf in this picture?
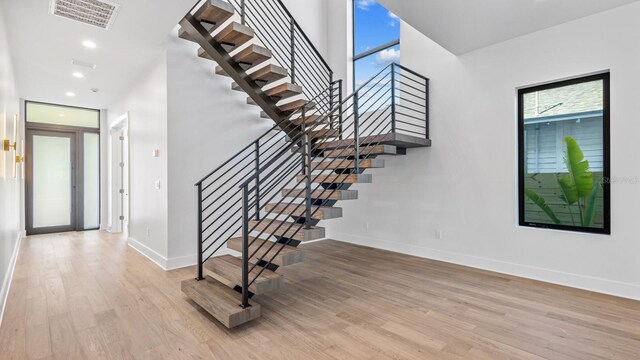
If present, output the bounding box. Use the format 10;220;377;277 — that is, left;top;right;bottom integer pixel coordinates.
563;137;594;198
525;189;561;224
582;182;600;227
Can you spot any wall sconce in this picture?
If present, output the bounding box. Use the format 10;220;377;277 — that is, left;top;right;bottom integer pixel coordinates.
3;114;23;179
3;114;17;152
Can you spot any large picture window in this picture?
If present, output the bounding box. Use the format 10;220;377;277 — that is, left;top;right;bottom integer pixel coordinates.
518;73;610;234
353;0;400;90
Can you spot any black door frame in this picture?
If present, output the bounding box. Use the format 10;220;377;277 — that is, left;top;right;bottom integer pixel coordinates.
24;101;101;235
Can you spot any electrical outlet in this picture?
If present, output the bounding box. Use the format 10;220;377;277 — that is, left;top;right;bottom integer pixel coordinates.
146;227;150;237
435;230;443;240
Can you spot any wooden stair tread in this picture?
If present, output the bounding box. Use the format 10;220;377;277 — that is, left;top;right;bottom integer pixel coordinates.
309;128;339;140
194;0;235;26
250;65;288;84
322;145;401;158
281;188;358;201
265;203;342;220
280;100;315;113
233;44;272;67
227;237;307;267
215;65;230;77
181;277;260;329
291;114;325;126
213;22;254;48
204;255;284;295
297;173;372;184
314;133;431;150
249;219;325;242
312;158;385;170
265;83;303;100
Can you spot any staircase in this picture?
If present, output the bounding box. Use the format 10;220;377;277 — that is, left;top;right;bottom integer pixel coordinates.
179;0;431;328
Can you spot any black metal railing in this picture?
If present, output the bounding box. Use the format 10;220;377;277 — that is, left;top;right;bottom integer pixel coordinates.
231;63;429;307
194;81;342;281
229;0;334;101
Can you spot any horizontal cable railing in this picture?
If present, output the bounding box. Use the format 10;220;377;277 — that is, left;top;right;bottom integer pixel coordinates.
194;81;342;281
235;63;429;307
228;0;334;102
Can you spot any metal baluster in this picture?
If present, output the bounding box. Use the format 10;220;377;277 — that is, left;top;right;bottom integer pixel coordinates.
425;78;430;139
354;93;360;174
241;185;250;308
391;64;396;134
240;0;246;25
196;183;204;281
254;142;260;220
339;80;344;140
290;18;296;84
303;107;312;228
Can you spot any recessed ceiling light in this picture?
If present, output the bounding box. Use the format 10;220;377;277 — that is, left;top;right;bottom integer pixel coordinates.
82;40;97;49
72;72;84;78
66;91;76;97
59;113;65;117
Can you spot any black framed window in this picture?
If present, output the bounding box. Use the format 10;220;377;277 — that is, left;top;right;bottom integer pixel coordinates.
518;73;610;234
353;0;400;90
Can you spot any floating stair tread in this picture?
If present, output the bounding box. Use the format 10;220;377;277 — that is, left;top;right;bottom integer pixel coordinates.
246;97;259;106
322;145;402;158
227;237;307;267
297;173;372;184
178;27;197;42
181;277;260;329
265;203;343;220
314;133;431;150
265;83;303;100
281;188;358;201
233;44;272;67
250;65;288;84
291;114;325;126
312;158;385;170
310;128;339;140
280;100;315;113
204;255;284;295
214;22;254;48
194;0;235;26
249;220;325;242
215;65;230;77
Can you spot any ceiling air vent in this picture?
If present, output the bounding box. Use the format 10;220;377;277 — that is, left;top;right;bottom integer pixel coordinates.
49;0;121;30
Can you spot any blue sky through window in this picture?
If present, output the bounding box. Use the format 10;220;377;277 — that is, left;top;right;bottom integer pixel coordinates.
354;0;400;88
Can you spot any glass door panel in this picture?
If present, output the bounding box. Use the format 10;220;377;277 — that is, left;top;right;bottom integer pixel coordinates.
83;133;100;229
28;131;76;233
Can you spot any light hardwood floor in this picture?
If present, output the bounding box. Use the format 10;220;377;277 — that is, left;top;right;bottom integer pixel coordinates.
1;231;639;359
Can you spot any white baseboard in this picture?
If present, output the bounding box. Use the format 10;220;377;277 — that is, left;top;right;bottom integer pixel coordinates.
127;237;171;270
128;237;229;271
0;233;23;328
332;232;640;301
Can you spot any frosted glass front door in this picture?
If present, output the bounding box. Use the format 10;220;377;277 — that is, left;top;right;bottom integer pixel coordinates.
30;133;75;232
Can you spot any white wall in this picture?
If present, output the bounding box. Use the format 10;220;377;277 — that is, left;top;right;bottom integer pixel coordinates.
165;28;273;268
282;0;329;60
108;55;170;264
329;2;640;299
0;2;22;323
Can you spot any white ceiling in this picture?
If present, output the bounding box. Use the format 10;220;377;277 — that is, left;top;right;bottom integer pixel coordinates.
1;0;194;109
377;0;640;55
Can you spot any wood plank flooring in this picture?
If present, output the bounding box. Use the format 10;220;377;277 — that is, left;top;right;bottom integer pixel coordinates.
1;231;639;359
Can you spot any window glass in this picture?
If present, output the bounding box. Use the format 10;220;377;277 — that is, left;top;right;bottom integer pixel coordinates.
27;102;100;128
354;0;400;53
519;75;609;234
353;0;400;90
